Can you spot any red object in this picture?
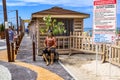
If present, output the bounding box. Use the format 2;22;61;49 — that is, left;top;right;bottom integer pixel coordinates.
45;37;57;47
94;0;116;5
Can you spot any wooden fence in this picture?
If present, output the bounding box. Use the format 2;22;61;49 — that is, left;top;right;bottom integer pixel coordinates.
39;36;70;54
70;32;104;55
103;45;120;66
39;32;120;66
70;32;120;67
10;32;24;62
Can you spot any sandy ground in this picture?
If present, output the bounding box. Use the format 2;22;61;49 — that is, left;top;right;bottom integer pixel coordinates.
59;53;120;80
0;50;8;61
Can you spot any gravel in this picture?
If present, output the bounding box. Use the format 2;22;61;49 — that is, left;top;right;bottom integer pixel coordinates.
0;40;6;50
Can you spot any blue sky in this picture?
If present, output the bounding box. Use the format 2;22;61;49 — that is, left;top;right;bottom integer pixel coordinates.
0;0;120;29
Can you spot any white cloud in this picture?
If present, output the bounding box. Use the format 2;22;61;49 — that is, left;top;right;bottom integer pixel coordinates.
0;0;119;14
17;0;93;7
6;2;26;6
0;1;37;6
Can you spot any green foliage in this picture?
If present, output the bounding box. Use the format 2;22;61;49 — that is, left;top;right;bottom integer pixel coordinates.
0;24;5;32
40;15;66;35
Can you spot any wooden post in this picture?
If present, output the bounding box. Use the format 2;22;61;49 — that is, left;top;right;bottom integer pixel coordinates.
33;41;36;61
11;42;15;62
73;32;75;49
18;35;20;46
79;32;80;49
115;48;117;62
15;41;17;54
16;10;19;34
16;38;19;50
102;44;106;63
69;32;72;56
76;32;77;49
63;38;65;49
5;29;11;62
2;0;7;21
118;49;120;63
2;0;12;62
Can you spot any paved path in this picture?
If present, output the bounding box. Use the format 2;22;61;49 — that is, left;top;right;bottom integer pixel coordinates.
0;35;73;80
0;39;6;50
16;34;73;80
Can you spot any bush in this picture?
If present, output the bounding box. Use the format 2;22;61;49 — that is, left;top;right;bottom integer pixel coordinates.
0;24;5;39
0;24;5;32
40;15;66;36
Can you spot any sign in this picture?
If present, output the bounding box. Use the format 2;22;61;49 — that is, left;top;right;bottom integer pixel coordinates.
93;0;116;44
23;19;30;23
5;21;8;29
94;33;115;43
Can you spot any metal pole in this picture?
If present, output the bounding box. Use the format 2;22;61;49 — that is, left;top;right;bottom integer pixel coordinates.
16;10;19;34
2;0;11;62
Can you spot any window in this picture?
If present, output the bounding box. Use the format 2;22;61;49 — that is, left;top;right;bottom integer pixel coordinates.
54;18;73;36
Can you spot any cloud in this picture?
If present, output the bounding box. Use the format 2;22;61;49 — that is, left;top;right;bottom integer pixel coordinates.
0;1;38;6
0;1;25;6
0;0;119;14
13;0;93;7
6;2;26;6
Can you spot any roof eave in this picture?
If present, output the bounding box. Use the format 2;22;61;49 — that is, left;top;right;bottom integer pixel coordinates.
32;14;90;19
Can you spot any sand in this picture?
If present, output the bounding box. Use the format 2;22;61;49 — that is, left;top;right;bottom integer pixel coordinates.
60;53;120;80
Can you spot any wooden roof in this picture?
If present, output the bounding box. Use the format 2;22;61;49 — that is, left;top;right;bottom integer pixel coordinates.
32;6;90;18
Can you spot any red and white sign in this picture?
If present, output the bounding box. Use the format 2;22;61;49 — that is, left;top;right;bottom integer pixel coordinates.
93;0;116;44
94;0;116;5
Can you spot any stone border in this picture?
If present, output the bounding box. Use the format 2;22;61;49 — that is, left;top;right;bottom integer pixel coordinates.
58;61;76;80
0;65;11;80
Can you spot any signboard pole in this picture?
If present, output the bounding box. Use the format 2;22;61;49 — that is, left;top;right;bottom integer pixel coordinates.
96;44;98;76
93;0;116;77
109;44;112;78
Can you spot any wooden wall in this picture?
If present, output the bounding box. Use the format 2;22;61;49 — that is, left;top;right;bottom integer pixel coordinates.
37;18;84;54
73;18;83;34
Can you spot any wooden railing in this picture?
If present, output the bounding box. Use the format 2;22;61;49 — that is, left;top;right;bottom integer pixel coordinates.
70;32;120;67
39;36;70;54
70;32;104;55
103;45;120;66
10;32;24;62
39;32;120;67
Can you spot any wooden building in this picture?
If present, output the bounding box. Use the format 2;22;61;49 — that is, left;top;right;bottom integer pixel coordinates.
29;6;90;54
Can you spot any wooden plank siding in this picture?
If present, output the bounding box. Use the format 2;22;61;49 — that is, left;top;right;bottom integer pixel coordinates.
74;19;83;33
